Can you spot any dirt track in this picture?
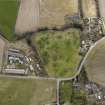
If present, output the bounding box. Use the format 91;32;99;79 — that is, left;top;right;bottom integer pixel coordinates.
39;0;78;28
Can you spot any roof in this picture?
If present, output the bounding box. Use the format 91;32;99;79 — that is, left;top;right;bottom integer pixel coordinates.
4;69;26;75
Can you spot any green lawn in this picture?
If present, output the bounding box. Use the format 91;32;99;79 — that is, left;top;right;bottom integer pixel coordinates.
0;77;56;105
60;81;73;105
32;29;81;77
0;0;18;41
60;81;87;105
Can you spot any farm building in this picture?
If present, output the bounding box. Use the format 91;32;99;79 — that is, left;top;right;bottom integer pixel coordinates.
3;69;27;75
85;38;105;87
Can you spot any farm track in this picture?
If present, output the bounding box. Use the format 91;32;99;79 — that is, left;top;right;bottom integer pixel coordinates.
15;0;79;34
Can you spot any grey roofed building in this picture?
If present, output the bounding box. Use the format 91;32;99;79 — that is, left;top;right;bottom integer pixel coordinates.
3;69;27;75
7;50;24;58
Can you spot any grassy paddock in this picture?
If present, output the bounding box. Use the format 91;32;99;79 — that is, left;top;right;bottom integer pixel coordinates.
0;77;56;105
32;29;81;77
60;81;73;104
60;80;87;105
0;0;18;41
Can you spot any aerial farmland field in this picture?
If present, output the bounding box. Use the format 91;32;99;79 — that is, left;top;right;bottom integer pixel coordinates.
0;76;56;105
0;0;18;41
85;39;105;87
82;0;97;17
32;28;81;78
15;0;40;35
40;0;79;28
15;0;79;35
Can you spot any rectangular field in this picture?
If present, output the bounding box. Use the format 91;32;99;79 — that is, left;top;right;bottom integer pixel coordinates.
40;0;79;27
15;0;40;35
82;0;97;17
0;0;18;40
15;0;79;34
0;76;56;105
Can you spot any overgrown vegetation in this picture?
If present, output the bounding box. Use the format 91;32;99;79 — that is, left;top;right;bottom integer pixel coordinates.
0;0;18;41
60;81;73;104
32;28;81;77
60;80;87;105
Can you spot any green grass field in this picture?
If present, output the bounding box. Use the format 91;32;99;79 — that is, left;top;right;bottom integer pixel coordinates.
0;0;18;41
0;77;56;105
60;81;87;105
60;81;73;104
32;29;81;77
